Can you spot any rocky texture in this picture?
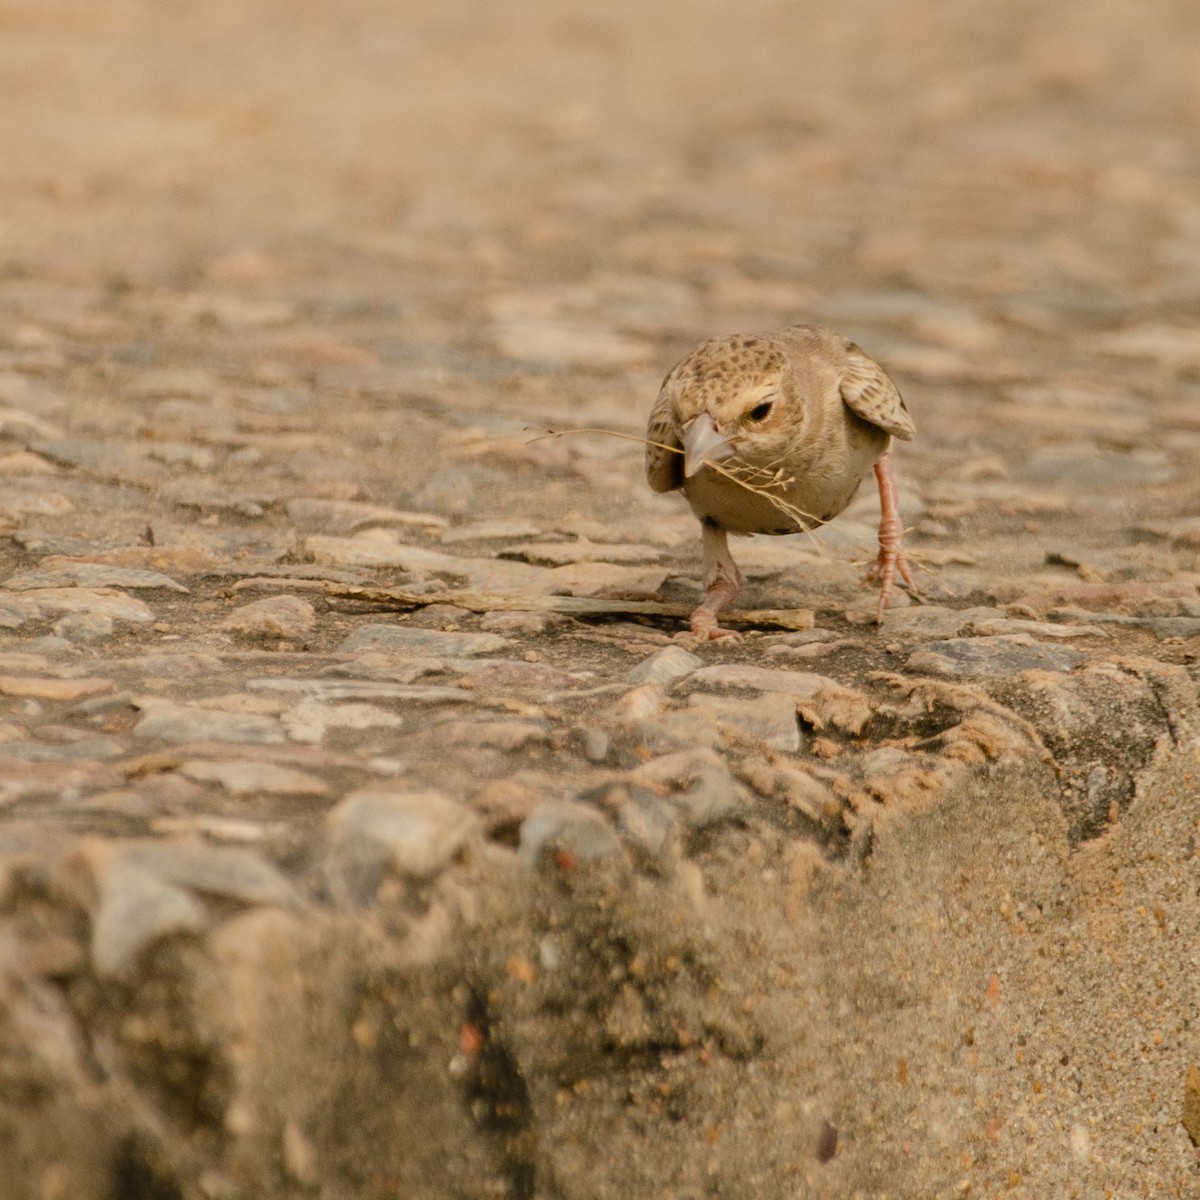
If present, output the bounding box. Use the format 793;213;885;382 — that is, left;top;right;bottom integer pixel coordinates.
1;2;1199;1198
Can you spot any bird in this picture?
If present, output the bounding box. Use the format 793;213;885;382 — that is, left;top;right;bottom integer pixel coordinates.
645;324;916;641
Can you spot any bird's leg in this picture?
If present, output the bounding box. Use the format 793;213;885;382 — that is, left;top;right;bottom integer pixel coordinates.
679;519;744;642
864;452;918;622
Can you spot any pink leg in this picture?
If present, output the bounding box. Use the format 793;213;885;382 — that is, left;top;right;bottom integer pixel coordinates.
864;453;918;623
678;520;744;642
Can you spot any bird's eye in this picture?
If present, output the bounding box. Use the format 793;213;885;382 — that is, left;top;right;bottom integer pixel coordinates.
747;401;774;422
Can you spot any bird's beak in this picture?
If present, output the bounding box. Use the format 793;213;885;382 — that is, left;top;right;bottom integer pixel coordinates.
683;414;736;478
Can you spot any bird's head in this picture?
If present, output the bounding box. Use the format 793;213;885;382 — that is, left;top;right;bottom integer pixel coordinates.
667;335;799;478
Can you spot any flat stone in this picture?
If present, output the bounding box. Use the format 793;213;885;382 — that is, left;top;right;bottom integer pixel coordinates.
478;610;567;635
2;561;189;593
0;676;115;701
338;625;508;657
557;511;690;549
0;758;124;803
444;557;554;593
684;664;832;697
761;629;845;648
133;699;287;744
0;588;155;629
161;479;277;517
881;605;1007;637
436;719;548;751
451;659;588;692
53;613;116;640
105;652;225;676
765;638;858;661
306;531;457;570
441;519;543;544
318;654;445;684
283;699;406;743
285;498;446;534
31;437;164;485
252;678;470;704
0;486;76;523
328;789;480;881
1046;608;1200;635
1136;617;1200;638
308;532;566;595
906;636;1087;679
409;464;515;519
544;562;668;600
961;616;1106;639
0;736;124;762
686;693;801;753
220;595;317;639
0;652;54;673
125;741;360;772
178;759;331;797
12;635;77;657
627;646;702;688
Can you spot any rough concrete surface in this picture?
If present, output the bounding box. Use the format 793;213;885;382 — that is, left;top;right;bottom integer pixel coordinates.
1;1;1199;1197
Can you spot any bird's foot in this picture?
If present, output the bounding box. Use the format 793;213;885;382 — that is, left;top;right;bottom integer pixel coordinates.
679;542;744;642
675;610;742;643
863;544;919;623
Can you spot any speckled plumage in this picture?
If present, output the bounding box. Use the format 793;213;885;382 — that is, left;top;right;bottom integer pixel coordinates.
646;324;916;639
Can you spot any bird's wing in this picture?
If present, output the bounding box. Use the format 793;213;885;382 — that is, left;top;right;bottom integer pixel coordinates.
645;381;685;492
838;346;915;441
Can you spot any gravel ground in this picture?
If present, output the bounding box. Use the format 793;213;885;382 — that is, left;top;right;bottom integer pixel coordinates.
1;2;1199;1197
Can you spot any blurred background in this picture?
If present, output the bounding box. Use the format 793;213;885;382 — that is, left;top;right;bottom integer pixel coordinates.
5;0;1200;590
4;0;1199;306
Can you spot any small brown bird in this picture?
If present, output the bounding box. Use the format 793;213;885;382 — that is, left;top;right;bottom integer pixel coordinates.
646;324;916;640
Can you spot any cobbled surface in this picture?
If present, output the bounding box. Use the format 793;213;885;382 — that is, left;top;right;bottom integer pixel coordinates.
1;2;1199;1197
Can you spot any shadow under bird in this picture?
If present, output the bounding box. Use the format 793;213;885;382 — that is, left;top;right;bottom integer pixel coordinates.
646;324;917;640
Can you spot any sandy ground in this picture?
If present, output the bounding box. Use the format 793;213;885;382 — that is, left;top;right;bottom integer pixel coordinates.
1;1;1200;1197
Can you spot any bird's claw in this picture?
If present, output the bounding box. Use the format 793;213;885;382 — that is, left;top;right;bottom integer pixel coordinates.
863;546;919;622
676;614;742;643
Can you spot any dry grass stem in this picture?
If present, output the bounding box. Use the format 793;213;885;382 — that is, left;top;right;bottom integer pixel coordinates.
529;425;833;557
